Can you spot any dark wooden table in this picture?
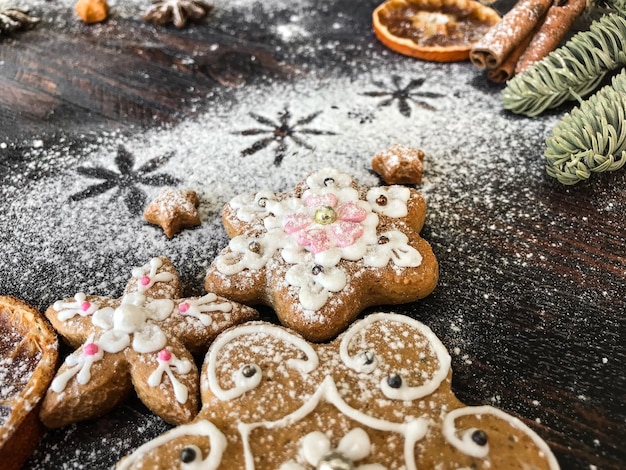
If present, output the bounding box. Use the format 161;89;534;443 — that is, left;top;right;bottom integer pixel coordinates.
1;1;624;469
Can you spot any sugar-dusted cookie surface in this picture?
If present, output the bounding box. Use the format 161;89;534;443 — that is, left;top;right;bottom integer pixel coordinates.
205;168;438;342
40;257;258;428
117;313;559;469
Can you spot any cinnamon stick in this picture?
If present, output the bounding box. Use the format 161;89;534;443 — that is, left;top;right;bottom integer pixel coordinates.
470;0;553;70
515;0;587;74
487;30;534;83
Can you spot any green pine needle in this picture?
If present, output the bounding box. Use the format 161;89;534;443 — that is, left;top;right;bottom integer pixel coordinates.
545;69;626;184
502;13;626;117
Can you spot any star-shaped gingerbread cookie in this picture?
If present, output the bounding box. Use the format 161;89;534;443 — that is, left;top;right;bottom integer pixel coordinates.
117;313;559;470
40;257;258;428
204;168;438;342
144;188;201;238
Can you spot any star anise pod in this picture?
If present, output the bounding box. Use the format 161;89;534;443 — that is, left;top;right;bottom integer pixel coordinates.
142;0;213;29
0;7;39;35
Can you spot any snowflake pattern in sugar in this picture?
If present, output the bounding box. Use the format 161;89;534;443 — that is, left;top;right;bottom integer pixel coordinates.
362;76;444;117
69;145;180;216
236;108;337;165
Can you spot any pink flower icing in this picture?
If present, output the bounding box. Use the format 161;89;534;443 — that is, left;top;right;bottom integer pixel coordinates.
81;301;91;312
140;275;151;286
178;302;190;314
283;195;367;254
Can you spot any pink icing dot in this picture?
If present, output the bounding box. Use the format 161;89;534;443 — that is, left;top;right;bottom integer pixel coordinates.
80;301;91;312
140;275;151;286
158;349;172;362
179;302;190;314
84;343;99;356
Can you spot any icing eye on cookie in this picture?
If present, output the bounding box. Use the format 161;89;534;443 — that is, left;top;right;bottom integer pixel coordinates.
118;314;559;470
180;445;201;464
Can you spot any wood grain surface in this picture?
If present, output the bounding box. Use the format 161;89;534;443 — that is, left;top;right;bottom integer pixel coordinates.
1;1;624;469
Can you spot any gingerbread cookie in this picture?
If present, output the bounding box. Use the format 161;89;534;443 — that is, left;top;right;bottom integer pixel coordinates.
40;257;258;428
117;313;559;469
372;144;425;185
0;296;58;470
204;168;438;342
144;188;201;238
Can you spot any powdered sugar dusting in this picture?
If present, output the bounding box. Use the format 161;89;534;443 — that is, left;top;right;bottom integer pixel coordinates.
2;0;624;468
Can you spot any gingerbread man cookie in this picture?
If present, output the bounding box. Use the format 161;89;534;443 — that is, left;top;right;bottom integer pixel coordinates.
205;168;438;342
40;257;258;428
117;313;559;469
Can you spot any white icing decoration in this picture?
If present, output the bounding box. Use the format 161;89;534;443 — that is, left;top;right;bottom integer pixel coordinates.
339;313;451;401
239;376;427;470
207;324;318;401
132;323;168;354
92;307;114;329
300;431;331;465
230;190;278;222
131;258;175;292
363;231;422;268
215;231;284;275
442;406;560;469
366;186;411;218
148;350;193;403
178;293;232;326
306;168;354;190
98;329;132;353
285;428;384;469
117;420;227;470
213;168;417;312
54;292;98;321
92;293;170;354
285;262;347;311
50;335;104;393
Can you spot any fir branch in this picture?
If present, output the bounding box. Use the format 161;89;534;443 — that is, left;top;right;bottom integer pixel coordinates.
501;13;626;116
545;69;626;184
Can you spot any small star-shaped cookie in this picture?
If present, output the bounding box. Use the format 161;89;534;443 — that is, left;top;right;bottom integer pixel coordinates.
40;257;258;428
372;144;425;184
204;168;438;342
144;188;201;238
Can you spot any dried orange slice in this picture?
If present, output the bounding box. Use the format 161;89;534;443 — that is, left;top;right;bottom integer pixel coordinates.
373;0;501;62
0;296;58;470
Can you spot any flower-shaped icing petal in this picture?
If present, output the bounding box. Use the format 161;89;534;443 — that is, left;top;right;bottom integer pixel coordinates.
40;257;258;428
285;262;347;311
366;186;411;218
206;168;439;341
364;231;423;268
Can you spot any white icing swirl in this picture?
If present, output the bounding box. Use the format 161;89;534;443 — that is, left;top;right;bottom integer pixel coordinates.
147;349;193;403
363;231;422;268
366;186;411;218
285;261;347;311
305;168;354;190
54;292;98;321
131;258;175;292
117;420;227;470
442;406;560;469
207;324;318;401
339;313;451;401
178;293;232;326
230;190;279;222
93;294;171;354
50;336;104;393
239;376;427;470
